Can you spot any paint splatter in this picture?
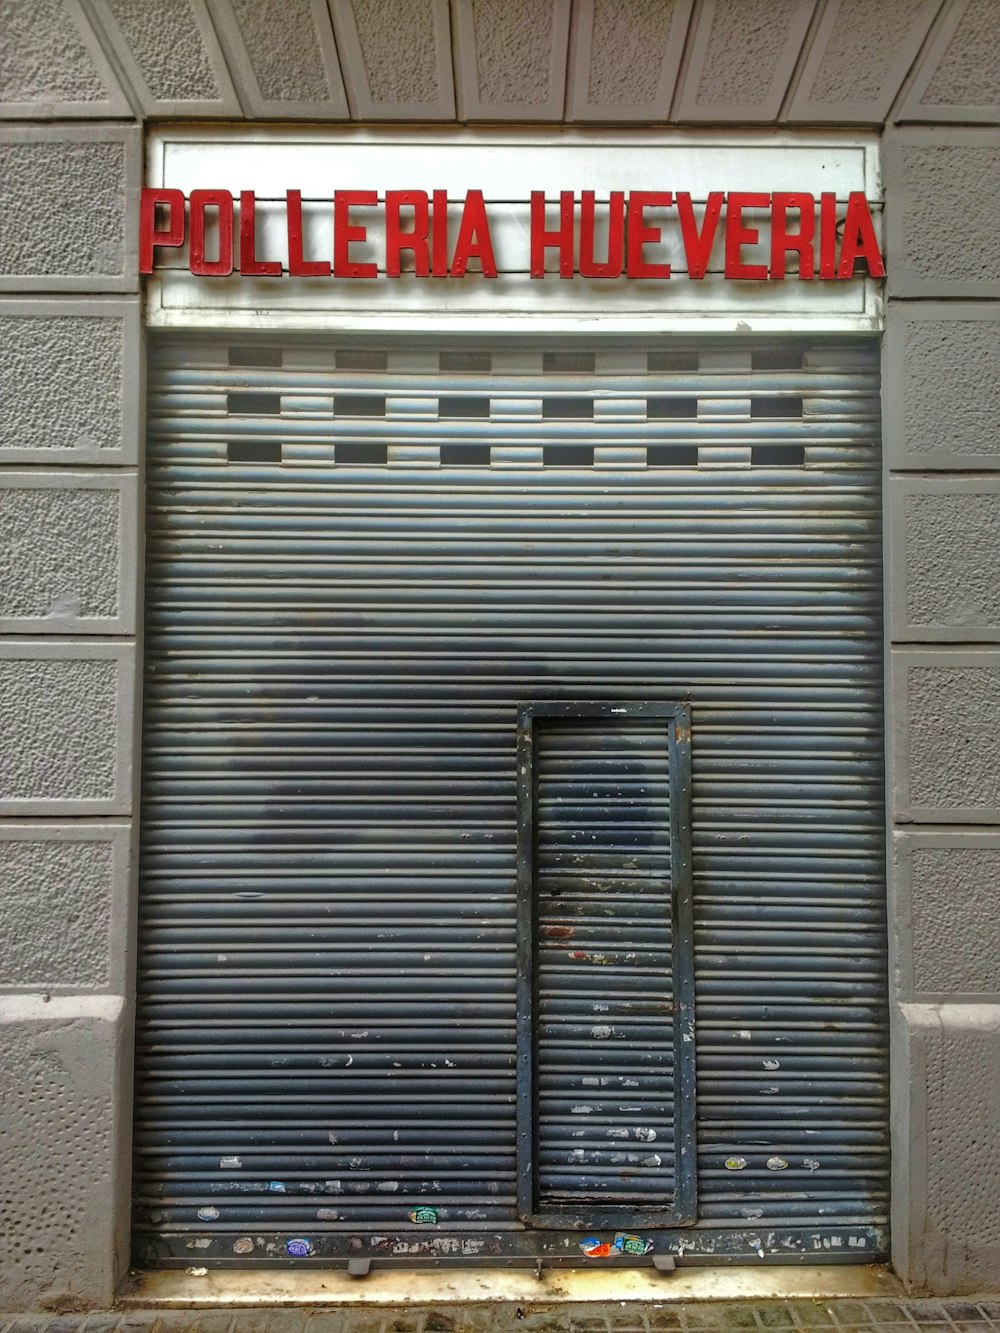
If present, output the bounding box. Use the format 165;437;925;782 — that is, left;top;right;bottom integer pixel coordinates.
580;1236;615;1257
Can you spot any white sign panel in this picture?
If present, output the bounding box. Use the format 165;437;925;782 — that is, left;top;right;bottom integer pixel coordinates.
145;128;883;334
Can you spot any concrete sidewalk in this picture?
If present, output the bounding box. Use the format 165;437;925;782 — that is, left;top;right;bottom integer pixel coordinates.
5;1299;1000;1333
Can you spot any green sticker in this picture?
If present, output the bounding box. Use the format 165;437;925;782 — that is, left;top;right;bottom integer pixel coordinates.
409;1206;438;1224
614;1232;654;1256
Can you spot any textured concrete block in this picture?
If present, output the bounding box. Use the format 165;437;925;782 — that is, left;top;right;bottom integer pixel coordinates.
0;824;131;992
898;1003;1000;1293
334;0;455;118
0;0;132;118
896;0;1000;124
0;126;140;294
206;0;349;117
891;650;1000;824
87;0;240;115
885;129;1000;297
566;0;692;120
0;997;130;1309
675;0;813;121
0;642;135;816
0;300;141;466
786;0;938;123
454;0;570;119
884;303;1000;469
889;477;1000;642
895;833;1000;999
0;473;138;634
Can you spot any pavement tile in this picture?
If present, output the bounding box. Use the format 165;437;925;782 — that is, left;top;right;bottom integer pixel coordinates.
906;1308;951;1325
645;1312;682;1330
756;1309;795;1329
946;1313;990;1326
243;1315;310;1333
703;1304;757;1328
81;1320;121;1333
5;1322;53;1333
975;1307;1000;1322
831;1304;874;1325
785;1302;836;1328
864;1308;912;1325
513;1316;577;1333
951;1325;995;1333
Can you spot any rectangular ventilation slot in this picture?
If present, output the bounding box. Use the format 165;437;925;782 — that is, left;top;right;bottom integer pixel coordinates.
750;444;806;466
647;396;698;419
542;444;595;466
227;391;281;415
751;348;803;370
542;397;593;419
228;346;283;367
334;394;386;417
438;396;491;419
440;351;491;371
751;396;804;418
440;443;491;466
227;439;282;464
543;351;595;372
648;350;699;372
336;350;388;370
335;442;388;465
647;445;699;467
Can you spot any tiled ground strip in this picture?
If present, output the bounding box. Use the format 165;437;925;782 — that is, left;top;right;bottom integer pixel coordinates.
4;1302;1000;1333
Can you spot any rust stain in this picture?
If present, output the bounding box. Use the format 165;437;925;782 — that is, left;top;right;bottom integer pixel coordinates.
542;924;575;939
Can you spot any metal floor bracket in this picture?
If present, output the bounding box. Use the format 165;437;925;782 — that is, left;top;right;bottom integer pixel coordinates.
347;1258;371;1278
652;1255;677;1274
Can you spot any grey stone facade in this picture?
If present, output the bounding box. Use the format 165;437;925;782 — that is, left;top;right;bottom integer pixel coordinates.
0;0;997;1310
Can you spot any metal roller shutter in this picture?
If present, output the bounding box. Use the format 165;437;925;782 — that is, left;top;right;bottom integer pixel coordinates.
134;339;887;1269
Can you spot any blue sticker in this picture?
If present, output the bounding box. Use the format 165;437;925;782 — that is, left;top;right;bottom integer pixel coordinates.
267;1180;286;1192
285;1237;313;1258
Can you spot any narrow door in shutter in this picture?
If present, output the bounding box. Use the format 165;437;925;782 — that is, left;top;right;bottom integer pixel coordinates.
517;702;696;1229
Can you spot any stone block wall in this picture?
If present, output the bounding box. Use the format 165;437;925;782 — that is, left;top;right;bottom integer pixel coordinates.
0;123;142;1309
884;126;1000;1294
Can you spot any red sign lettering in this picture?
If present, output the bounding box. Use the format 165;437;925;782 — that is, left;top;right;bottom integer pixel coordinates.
138;187;885;281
